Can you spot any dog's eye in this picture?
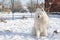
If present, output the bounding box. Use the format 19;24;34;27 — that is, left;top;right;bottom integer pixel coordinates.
38;16;40;18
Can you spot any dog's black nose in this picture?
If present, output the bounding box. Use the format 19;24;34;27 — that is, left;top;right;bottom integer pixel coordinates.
54;30;58;34
38;16;40;18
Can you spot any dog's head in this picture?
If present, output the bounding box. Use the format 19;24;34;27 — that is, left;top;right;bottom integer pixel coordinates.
35;7;47;19
35;8;44;19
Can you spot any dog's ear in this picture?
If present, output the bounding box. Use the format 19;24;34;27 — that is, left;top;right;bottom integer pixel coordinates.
40;2;44;8
40;3;44;11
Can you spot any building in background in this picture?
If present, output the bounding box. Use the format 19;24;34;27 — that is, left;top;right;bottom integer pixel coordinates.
45;0;60;12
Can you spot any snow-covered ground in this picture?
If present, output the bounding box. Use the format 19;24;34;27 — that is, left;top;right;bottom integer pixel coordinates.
0;14;60;40
0;0;60;39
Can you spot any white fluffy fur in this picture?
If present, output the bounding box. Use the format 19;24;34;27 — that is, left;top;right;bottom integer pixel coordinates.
32;8;49;39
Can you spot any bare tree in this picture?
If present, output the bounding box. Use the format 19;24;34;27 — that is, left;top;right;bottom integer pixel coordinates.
27;0;41;13
11;0;22;12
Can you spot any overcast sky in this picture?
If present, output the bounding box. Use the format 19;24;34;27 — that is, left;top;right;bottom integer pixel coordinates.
21;0;45;5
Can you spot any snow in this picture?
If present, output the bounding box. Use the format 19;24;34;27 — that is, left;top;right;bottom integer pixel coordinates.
0;13;34;20
0;14;60;40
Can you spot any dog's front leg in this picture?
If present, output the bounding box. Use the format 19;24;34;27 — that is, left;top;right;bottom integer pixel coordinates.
36;30;40;40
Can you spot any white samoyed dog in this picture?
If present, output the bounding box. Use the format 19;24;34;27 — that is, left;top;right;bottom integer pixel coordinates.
32;7;49;39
